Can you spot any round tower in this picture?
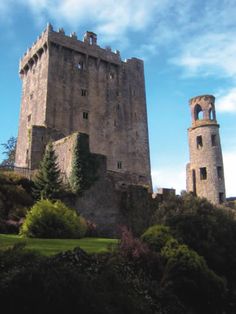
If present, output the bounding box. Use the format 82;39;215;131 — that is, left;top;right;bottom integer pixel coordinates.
186;95;226;204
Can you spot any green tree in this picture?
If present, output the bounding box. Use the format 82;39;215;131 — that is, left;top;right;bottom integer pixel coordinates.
33;142;62;200
0;136;17;167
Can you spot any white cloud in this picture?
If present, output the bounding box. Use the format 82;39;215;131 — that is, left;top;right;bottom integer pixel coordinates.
0;0;160;43
151;166;186;195
223;150;236;197
171;32;236;78
216;88;236;113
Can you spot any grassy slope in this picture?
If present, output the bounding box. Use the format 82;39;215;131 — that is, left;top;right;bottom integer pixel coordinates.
0;234;118;255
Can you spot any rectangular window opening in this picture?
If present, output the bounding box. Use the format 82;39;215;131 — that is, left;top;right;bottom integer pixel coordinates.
27;114;31;122
81;89;87;96
77;62;84;70
211;134;217;146
196;135;203;149
219;192;224;204
217;166;223;179
117;161;122;169
200;167;207;180
83;112;88;120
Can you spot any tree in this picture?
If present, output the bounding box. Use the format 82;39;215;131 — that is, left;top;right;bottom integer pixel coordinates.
0;136;17;167
33;142;62;200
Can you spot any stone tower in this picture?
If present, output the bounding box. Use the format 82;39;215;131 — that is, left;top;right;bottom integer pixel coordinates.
186;95;226;204
15;24;152;190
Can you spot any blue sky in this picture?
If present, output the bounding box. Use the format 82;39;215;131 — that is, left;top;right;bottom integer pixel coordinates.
0;0;235;196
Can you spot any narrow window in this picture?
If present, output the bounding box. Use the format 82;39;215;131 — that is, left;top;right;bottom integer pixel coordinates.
77;62;84;70
27;114;31;122
117;161;122;169
200;167;207;180
30;93;33;100
109;72;114;79
217;166;223;179
219;192;224;204
83;112;88;120
196;136;203;149
211;134;217;146
81;89;87;96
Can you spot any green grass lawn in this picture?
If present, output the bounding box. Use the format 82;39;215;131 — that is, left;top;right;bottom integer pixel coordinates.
0;234;118;256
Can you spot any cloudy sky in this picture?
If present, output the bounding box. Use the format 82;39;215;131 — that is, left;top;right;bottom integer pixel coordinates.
0;0;235;196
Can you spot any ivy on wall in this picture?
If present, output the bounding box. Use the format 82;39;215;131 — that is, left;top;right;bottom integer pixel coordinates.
69;133;99;195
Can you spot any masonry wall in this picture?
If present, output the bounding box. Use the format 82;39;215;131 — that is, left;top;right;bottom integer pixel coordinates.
15;31;49;168
15;25;152;191
45;30;152;189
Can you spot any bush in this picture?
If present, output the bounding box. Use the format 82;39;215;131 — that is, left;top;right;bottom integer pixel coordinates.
0;171;34;233
141;224;173;251
20;199;87;238
160;240;226;314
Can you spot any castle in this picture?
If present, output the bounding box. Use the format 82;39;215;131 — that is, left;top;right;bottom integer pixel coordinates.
15;24;152;234
15;24;152;188
186;95;226;204
15;25;226;234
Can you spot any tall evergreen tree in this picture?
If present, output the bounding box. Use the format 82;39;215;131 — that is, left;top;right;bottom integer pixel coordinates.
70;134;88;194
33;142;62;200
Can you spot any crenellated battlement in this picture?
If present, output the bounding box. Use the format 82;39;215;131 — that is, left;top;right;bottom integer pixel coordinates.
20;23;142;77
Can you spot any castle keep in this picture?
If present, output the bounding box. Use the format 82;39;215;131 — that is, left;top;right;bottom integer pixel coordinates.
15;24;152;234
186;95;226;204
15;24;152;190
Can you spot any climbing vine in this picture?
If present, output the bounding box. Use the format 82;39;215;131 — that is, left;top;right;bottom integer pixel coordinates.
69;133;99;195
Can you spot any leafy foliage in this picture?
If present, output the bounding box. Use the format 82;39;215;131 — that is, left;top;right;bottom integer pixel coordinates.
0;171;34;233
33;142;62;200
152;192;236;312
20;199;87;238
160;240;226;314
70;133;99;194
141;224;173;251
0;136;17;167
0;245;154;314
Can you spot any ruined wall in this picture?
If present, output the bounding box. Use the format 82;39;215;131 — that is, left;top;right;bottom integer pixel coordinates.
74;173;151;237
186;95;226;204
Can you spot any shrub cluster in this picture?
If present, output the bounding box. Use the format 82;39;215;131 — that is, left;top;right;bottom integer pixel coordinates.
0;171;34;233
20;199;87;239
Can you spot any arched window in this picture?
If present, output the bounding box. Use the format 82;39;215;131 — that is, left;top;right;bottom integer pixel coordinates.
194;104;203;120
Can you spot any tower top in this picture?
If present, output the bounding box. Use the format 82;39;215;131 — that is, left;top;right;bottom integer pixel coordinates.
189;94;217;128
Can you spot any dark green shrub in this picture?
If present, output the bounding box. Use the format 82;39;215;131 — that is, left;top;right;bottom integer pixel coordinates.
20;199;87;238
160;240;226;314
141;224;173;251
0;171;34;233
